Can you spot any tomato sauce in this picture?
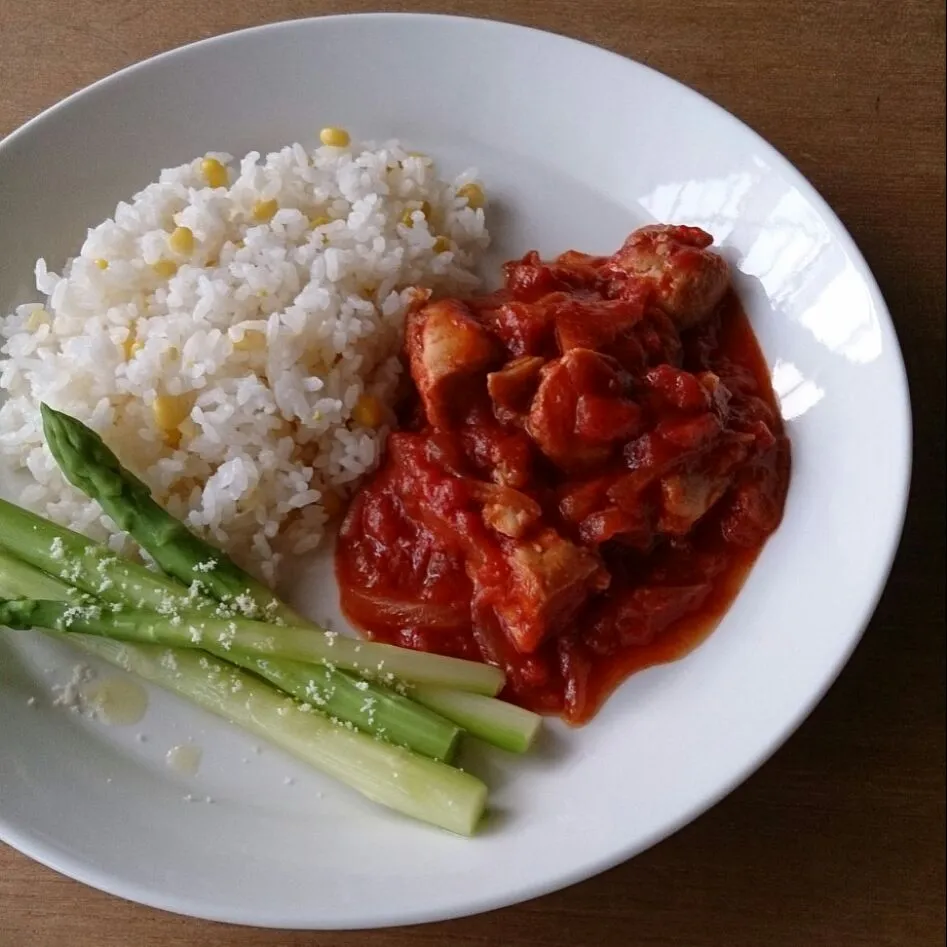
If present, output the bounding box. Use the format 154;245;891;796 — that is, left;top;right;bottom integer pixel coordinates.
336;227;790;723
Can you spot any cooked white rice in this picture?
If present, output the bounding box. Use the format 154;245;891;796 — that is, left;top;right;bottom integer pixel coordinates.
0;138;489;582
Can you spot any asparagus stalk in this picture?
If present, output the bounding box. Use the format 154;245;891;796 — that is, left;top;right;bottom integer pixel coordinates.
239;658;461;762
70;635;487;835
0;598;505;695
412;685;542;754
40;404;302;624
0;498;201;611
0;545;88;602
0;553;462;760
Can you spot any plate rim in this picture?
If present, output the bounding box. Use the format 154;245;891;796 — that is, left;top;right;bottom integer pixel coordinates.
0;11;913;930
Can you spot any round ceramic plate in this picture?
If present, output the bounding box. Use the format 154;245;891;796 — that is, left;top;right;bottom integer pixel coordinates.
0;13;910;930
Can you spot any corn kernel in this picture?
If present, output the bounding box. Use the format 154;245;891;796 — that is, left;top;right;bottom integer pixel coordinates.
457;182;485;209
122;321;143;359
352;394;384;428
400;201;431;228
201;157;228;188
309;215;331;229
94;258;109;270
319;126;351;148
168;226;195;255
252;199;278;222
26;309;46;331
232;329;265;351
152;394;191;431
433;236;451;253
152;260;178;278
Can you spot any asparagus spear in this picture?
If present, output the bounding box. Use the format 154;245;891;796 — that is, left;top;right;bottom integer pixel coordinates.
0;598;505;695
71;635;487;835
0;498;200;611
40;404;301;624
0;551;462;760
412;685;542;754
0;545;90;602
237;658;461;762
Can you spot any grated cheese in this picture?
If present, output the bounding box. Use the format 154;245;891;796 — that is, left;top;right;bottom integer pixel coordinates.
52;664;94;711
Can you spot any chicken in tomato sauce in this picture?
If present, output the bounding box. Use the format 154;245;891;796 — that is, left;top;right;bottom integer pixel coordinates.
336;225;791;723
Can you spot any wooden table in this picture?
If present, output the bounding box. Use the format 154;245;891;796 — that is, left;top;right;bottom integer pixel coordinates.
0;1;943;944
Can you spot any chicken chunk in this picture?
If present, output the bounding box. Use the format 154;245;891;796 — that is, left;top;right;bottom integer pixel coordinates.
641;364;714;413
485;300;554;356
658;470;730;535
487;356;546;416
558;474;657;548
460;424;534;488
493;529;610;653
719;437;791;547
406;299;500;427
527;349;642;471
608;225;729;330
503;250;605;303
472;483;542;539
551;291;648;354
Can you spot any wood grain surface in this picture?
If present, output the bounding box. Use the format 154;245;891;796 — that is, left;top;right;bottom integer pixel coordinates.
0;1;944;945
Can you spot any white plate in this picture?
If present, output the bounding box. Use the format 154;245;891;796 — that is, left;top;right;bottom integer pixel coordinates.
0;13;910;930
